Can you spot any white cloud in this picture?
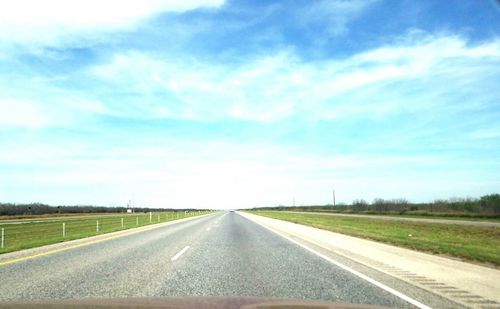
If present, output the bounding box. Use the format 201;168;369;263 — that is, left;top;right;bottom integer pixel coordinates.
0;99;52;128
0;0;224;46
0;95;114;129
2;32;497;130
86;33;500;122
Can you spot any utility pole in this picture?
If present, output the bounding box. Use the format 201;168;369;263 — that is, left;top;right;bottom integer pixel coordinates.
333;189;336;207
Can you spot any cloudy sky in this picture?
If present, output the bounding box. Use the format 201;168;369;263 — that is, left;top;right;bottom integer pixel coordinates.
1;0;499;209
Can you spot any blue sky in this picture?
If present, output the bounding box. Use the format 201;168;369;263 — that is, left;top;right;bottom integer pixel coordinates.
0;0;499;208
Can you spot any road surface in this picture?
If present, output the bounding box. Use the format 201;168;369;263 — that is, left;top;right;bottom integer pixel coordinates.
0;212;461;308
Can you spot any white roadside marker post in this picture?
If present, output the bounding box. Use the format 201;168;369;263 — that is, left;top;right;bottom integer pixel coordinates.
136;216;139;226
149;212;152;223
1;228;4;249
62;223;66;238
96;220;99;233
158;214;160;222
121;218;124;228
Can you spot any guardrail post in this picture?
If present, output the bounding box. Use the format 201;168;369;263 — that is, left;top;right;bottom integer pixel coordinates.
1;228;4;248
62;222;66;238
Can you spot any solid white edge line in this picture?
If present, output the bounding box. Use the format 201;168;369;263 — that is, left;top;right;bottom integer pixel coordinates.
240;213;432;309
171;246;190;261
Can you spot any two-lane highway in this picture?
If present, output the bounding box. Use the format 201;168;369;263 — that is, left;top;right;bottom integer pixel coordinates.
0;212;453;308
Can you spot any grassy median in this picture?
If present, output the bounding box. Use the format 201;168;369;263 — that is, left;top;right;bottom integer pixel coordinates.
0;211;211;254
251;211;500;267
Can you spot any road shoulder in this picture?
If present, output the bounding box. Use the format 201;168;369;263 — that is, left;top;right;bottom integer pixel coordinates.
240;211;500;309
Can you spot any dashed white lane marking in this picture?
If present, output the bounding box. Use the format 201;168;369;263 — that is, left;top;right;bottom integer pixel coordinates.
206;227;211;231
171;246;190;261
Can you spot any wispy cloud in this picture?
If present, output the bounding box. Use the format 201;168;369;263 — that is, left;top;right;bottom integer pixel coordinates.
0;0;224;48
299;0;379;37
83;32;500;123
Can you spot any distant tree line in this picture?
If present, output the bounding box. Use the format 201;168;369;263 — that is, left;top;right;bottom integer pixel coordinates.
251;194;500;217
0;203;204;216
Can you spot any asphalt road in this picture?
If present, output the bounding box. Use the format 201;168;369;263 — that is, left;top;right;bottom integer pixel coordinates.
0;212;441;308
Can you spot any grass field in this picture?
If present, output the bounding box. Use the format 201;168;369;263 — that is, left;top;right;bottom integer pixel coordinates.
0;212;145;221
250;210;500;267
0;211;212;254
284;210;500;222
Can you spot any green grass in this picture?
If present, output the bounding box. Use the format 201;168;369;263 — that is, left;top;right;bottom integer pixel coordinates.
250;211;500;267
0;212;154;223
287;210;500;222
0;211;213;254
